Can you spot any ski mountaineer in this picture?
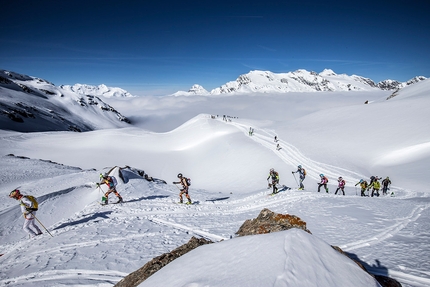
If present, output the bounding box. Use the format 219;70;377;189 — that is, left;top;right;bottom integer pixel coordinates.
97;174;123;205
173;173;192;204
335;177;346;195
367;177;381;197
292;165;306;190
355;179;368;197
267;168;280;194
317;174;329;193
9;189;42;237
381;176;392;195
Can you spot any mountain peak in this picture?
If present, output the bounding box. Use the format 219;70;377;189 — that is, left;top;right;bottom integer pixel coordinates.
60;83;134;98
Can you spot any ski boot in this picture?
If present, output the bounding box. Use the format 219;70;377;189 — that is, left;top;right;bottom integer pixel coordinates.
101;196;108;205
116;197;123;204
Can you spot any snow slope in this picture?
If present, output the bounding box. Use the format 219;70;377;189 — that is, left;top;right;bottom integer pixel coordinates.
1;78;430;287
0;70;131;132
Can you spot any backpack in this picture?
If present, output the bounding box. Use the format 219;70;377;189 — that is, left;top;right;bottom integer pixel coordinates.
111;176;118;187
24;195;38;211
324;176;329;183
302;168;306;176
186;178;191;186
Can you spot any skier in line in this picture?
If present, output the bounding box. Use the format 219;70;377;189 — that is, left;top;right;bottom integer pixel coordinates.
335;177;346;195
368;177;381;197
355;179;368;197
292;165;306;190
173;173;192;204
98;174;123;205
381;176;392;195
317;174;329;193
267;168;280;194
9;189;42;237
274;135;278;142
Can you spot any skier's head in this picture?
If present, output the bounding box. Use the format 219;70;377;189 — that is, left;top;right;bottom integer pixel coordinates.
386;176;389;179
320;174;324;177
338;177;343;180
360;179;363;183
177;173;183;178
298;165;302;168
9;189;22;200
270;168;274;173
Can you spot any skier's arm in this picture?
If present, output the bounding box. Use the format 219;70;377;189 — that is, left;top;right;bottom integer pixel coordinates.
20;197;33;214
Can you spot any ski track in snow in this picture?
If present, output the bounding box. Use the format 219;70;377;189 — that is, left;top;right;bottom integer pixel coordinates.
0;269;127;286
339;204;430;251
1;118;429;287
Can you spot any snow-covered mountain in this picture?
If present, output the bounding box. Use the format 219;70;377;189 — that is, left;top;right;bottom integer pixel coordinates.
0;70;131;132
1;76;430;287
171;84;210;96
60;83;135;98
175;69;427;95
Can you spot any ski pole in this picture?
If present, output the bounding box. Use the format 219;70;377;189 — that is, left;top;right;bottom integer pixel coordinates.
30;212;53;237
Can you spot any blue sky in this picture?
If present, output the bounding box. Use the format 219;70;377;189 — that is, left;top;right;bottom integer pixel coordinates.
1;0;429;96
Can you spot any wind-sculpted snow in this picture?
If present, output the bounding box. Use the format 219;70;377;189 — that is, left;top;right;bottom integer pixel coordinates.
1;78;430;286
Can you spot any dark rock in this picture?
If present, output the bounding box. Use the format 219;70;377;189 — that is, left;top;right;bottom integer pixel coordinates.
114;236;213;287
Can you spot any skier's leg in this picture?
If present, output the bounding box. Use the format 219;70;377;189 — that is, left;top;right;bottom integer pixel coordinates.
179;190;184;203
113;190;123;202
104;190;113;204
23;219;37;236
185;189;191;203
29;218;42;235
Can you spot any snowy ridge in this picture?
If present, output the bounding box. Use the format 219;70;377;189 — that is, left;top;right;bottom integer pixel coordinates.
1;74;430;286
60;83;135;98
173;69;426;95
0;69;131;132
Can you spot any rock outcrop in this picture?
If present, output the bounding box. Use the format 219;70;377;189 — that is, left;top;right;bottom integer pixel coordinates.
235;208;311;236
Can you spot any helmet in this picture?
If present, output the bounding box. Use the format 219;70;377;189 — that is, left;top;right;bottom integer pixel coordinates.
177;173;183;178
320;174;324;177
298;165;302;168
359;179;363;183
338;177;343;180
9;189;21;199
270;168;274;172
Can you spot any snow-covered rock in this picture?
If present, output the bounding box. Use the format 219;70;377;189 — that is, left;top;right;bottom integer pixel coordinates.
171;84;210;96
60;83;134;98
0;70;131;132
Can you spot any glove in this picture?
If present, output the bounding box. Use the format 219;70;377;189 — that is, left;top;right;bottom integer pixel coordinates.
292;171;294;174
96;183;100;187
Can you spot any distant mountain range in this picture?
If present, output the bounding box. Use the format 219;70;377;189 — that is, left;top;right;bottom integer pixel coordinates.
172;69;427;96
0;70;131;132
0;68;427;132
60;83;134;98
